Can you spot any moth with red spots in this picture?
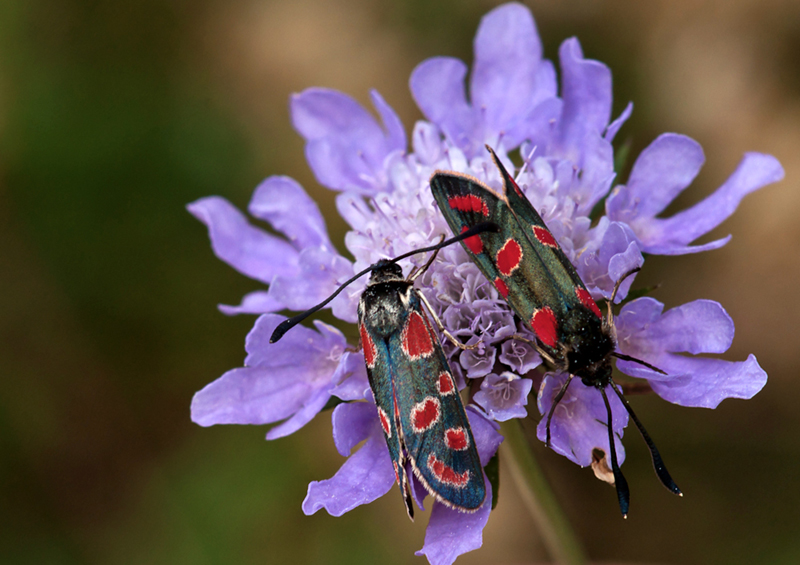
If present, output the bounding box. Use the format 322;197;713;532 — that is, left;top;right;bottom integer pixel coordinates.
429;146;681;517
358;259;485;517
271;224;498;519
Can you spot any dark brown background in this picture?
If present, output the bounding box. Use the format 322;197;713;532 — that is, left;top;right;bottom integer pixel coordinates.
2;0;797;563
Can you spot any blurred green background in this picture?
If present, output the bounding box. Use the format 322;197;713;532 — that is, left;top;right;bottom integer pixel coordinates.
2;0;798;563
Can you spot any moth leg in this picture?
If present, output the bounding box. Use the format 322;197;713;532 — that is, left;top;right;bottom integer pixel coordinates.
416;290;479;350
408;235;445;283
606;267;641;328
510;333;557;366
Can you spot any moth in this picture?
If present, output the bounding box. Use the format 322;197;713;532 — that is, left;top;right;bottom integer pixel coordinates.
271;223;498;518
430;146;681;516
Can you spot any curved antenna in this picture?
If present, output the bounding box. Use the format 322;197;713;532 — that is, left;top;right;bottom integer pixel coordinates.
600;386;630;518
269;221;500;343
609;383;682;497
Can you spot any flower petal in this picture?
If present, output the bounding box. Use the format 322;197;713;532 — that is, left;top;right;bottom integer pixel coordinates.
416;477;492;565
471;3;543;135
302;432;395;517
187;196;298;283
537;375;627;467
266;386;331;440
190;366;310;427
248;176;331;249
608;134;705;222
620;298;734;356
291;88;405;193
330;351;370;401
635;152;784;255
556;38;612;163
467;406;503;465
218;290;283;315
332;401;377;456
605;102;633;142
267;246;353;313
410;57;478;156
647;354;767;408
244;316;345;368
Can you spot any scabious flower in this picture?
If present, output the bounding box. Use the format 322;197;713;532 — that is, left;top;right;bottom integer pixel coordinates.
190;3;783;563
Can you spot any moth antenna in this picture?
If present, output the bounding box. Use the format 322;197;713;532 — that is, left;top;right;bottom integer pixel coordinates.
269;222;499;343
408;235;444;283
606;267;641;328
609;384;682;497
600;386;630;518
611;352;667;375
545;374;575;448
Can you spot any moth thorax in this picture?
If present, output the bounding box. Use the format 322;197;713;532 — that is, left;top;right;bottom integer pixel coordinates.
368;260;404;285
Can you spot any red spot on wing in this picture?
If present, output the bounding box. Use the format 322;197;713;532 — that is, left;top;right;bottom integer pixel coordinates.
509;176;524;197
445;427;469;451
494;277;509;298
401;311;435;360
427;453;470;488
461;226;483;254
411;397;441;432
448;195;489;216
437;372;454;395
378;407;391;438
360;323;377;368
392;461;400;485
576;288;602;319
530;307;558;348
532;226;558;248
496;239;523;277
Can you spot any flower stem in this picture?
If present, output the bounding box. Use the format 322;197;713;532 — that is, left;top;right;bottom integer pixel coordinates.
501;419;586;565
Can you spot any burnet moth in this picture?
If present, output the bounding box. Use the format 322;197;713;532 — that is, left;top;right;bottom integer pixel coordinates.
429;146;681;517
271;222;499;519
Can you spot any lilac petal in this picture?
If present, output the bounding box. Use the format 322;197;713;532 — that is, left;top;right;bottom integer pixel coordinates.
575;131;617;213
248;176;331;249
556;38;612;161
499;338;542;374
218;290;283;315
578;220;643;300
635;152;784;255
466;406;503;464
266;386;331;440
412;121;445;166
410;57;479;156
187;197;298;283
416;477;492;565
268;246;353;312
621;298;735;356
370;90;406;154
609;134;705;222
191;366;310;427
536;374;627;467
244;315;344;367
471;3;543;134
192;315;345;430
302;432;395;517
473;373;533;422
330;351;370;401
615;298;733;358
648;354;767;408
605;102;633;142
291;88;404;193
331;401;377;456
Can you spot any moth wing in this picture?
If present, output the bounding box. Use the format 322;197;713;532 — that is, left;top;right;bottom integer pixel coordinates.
386;292;485;511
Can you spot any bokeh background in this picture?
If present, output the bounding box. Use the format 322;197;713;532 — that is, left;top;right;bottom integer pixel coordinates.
2;0;798;563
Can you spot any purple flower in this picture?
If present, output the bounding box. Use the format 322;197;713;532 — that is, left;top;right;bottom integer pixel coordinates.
191;314;369;439
474;372;534;421
191;2;782;563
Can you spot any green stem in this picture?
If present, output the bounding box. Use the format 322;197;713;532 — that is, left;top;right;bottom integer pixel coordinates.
501;419;586;565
